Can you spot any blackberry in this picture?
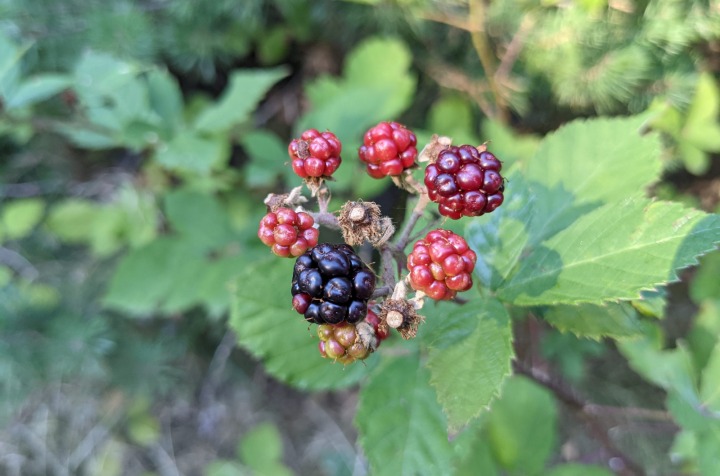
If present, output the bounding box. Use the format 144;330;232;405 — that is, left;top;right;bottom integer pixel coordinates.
425;145;505;219
288;129;342;179
291;244;376;324
407;229;477;300
358;121;418;178
258;207;319;257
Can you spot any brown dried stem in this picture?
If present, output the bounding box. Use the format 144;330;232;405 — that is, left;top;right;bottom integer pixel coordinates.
495;15;535;82
513;361;647;476
468;0;508;123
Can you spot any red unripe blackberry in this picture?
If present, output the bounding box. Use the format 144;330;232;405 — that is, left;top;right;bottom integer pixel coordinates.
258;208;319;257
358;121;418;178
288;129;342;179
407;229;477;300
425;145;504;219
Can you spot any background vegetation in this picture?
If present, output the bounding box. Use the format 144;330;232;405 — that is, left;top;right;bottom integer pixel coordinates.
1;0;719;475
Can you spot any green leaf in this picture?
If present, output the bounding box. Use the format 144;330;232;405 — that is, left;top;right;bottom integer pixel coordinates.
205;461;248;476
163;189;235;249
498;198;720;305
46;199;102;242
5;74;72;109
193;255;247;318
238;423;292;476
0;199;44;240
427;96;480;146
697;424;720;476
543;302;644;339
103;238;205;315
691;250;720;303
426;297;513;430
631;288;667;318
482;119;540;169
154;133;228;174
486;376;557;475
682;123;720;152
158;256;209;314
468;116;665;296
453;428;499;476
229;258;371;390
700;341;720;413
73;51;140;99
522;116;662;246
241;130;294;188
127;413;160;446
194;67;288;133
146;69;183;136
688;301;720;372
126;398;161;446
467;208;531;291
685;73;720;132
545;464;613;476
0;265;12;287
0;35;27;98
238;422;282;466
678;140;710;175
618;324;700;408
356;356;452;476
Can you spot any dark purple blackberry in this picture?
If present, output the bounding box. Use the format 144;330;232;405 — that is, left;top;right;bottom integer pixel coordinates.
424;146;505;219
291;244;376;324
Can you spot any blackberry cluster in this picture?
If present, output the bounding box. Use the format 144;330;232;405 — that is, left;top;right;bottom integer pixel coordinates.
358;121;418;178
316;310;388;363
288;129;342;179
258;208;319;258
407;229;477;300
425;145;504;219
291;244;376;324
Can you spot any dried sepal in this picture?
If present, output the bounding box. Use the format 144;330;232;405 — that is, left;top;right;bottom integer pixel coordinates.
418;134;453;164
263;186;308;212
338;201;395;247
378;298;425;340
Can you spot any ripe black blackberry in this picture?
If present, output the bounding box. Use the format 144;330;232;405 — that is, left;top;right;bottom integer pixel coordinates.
291;244;376;324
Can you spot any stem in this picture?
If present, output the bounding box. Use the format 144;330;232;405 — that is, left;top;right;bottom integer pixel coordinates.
380;247;397;292
495;16;534;82
371;285;392;299
417;10;480;32
514;361;647;476
309;211;340;230
468;0;508;123
317;183;331;214
393;193;431;251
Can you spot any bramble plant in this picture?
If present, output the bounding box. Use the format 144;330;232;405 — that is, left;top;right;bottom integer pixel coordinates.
2;3;720;473
231;113;720;475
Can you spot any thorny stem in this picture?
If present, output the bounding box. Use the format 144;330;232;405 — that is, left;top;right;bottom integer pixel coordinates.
514;361;648;476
